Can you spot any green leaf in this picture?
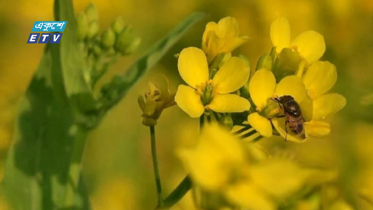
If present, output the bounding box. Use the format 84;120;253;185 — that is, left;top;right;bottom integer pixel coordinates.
1;0;92;209
1;6;205;210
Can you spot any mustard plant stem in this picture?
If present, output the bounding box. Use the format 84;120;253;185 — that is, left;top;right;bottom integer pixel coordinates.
150;125;163;207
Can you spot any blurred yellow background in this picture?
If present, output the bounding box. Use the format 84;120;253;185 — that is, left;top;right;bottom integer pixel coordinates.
1;0;373;209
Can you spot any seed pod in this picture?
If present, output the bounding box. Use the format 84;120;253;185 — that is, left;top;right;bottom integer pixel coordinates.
76;12;89;40
111;17;125;35
87;21;99;39
101;28;116;48
85;3;98;22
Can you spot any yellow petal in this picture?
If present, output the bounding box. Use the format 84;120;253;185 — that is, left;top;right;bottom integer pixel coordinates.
202;22;223;61
216;16;239;38
178;149;228;190
250;158;308;199
178;47;209;88
313;93;346;120
270;16;291;54
291;30;326;63
208;94;250;113
202;22;218;50
249;69;276;111
272;118;306;143
221;36;249;54
302;61;337;99
275;75;307;103
247;113;272;137
299;95;313;121
178;123;245;190
212;57;250;93
226;181;275;210
304;120;330;137
175;85;204;118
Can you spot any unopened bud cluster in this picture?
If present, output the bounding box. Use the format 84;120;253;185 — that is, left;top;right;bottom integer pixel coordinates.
75;3;141;87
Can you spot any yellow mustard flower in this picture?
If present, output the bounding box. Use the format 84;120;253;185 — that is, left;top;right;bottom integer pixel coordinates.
272;61;346;142
175;47;251;118
178;123;335;210
247;69;308;140
178;123;274;210
248;65;345;142
202;17;248;62
270;16;325;64
138;75;175;126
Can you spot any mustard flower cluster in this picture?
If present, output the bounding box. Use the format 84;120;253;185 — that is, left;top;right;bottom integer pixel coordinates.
139;16;347;210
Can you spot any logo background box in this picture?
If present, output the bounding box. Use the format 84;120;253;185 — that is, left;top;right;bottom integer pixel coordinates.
38;33;51;43
27;33;40;43
50;33;63;44
32;21;68;32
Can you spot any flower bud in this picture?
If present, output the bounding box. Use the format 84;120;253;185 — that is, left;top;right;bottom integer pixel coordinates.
273;48;301;79
115;28;141;54
87;21;99;39
220;115;233;129
101;28;116;48
92;44;102;57
138;76;175;126
111;17;125;35
85;3;98;22
260;99;281;118
125;36;141;55
256;54;273;71
76;12;89;40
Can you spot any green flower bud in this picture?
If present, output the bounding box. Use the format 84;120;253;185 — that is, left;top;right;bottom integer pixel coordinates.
256;54;273;71
114;28;141;55
260;99;281;118
76;12;89;40
101;28;116;48
273;48;301;79
92;44;102;57
220;115;233;129
87;21;99;39
124;36;141;54
85;3;98;22
111;17;125;35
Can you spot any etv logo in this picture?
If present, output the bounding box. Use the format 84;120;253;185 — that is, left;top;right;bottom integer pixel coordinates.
27;21;67;44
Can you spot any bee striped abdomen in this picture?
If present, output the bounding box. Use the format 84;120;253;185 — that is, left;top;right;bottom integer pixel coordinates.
287;115;306;138
273;95;307;140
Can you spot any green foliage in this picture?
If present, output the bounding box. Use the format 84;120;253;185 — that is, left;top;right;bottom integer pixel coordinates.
0;0;206;209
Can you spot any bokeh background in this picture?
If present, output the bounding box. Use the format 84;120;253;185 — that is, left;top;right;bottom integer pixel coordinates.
0;0;373;209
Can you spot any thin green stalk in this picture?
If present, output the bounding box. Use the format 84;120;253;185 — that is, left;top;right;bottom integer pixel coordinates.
64;126;88;207
150;126;163;207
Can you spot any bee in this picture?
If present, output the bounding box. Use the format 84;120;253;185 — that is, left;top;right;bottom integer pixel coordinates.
272;95;306;140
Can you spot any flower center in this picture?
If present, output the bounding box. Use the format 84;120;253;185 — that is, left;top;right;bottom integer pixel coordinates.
197;80;215;105
259;99;282;118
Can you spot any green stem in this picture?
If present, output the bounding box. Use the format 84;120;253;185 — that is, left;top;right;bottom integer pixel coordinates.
64;126;88;207
150;126;163;207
